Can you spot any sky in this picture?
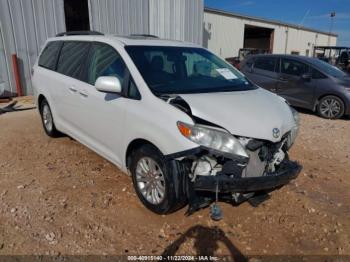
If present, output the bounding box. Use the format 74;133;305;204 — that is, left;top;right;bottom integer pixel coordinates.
204;0;350;46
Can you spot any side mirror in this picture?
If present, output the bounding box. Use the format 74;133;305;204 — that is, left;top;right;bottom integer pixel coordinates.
95;76;122;93
301;73;311;81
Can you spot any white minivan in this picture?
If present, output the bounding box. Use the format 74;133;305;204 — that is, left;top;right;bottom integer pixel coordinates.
32;32;301;214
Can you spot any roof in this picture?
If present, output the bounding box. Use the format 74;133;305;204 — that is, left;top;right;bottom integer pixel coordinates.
245;54;329;65
205;7;338;37
248;53;315;59
49;34;200;48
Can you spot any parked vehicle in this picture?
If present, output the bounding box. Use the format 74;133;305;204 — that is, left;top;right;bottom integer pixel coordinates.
314;46;350;73
241;54;350;119
226;48;269;70
33;32;301;214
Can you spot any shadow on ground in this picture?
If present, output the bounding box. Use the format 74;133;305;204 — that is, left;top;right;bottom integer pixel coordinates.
162;225;246;261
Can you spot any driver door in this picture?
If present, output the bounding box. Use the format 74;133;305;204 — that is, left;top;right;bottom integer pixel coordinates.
74;42;129;166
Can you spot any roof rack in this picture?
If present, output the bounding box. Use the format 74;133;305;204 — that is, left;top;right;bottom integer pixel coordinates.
56;31;104;37
129;34;159;38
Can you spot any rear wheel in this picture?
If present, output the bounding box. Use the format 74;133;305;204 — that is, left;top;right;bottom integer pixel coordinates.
317;95;345;119
40;99;61;137
130;144;186;214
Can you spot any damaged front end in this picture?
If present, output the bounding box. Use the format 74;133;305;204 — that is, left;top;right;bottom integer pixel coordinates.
164;95;302;214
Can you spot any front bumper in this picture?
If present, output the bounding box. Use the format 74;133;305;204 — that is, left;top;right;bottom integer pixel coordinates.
193;160;301;193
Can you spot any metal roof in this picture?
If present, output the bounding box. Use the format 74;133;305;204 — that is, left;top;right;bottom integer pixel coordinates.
204;7;338;37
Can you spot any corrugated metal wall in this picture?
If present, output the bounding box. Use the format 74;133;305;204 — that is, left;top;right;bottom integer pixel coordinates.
0;0;203;96
0;0;66;96
89;0;203;44
88;0;150;35
149;0;203;44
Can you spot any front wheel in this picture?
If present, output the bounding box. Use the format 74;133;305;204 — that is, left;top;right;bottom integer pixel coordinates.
317;95;345;119
130;144;186;214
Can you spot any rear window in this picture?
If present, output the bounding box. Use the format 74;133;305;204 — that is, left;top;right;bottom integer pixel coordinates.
254;57;277;72
57;42;90;79
38;41;62;70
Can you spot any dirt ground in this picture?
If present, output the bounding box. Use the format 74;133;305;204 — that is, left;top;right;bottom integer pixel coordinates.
0;97;349;259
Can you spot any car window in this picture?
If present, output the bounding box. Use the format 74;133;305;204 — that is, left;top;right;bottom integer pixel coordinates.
38;41;62;70
281;59;308;76
86;43;127;86
310;58;347;78
254;57;277;72
57;42;90;79
312;68;327;79
125;46;253;95
128;78;141;100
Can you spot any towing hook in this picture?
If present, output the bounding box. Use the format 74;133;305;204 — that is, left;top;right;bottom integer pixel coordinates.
210;181;223;221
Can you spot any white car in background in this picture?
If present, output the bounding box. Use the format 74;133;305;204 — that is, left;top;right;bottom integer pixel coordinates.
32;32;301;214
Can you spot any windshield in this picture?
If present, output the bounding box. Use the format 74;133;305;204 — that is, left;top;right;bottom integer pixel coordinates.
125;46;256;95
311;59;347;78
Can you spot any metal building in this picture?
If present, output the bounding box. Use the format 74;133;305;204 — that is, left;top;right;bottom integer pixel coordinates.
203;7;338;60
0;1;340;98
0;0;203;96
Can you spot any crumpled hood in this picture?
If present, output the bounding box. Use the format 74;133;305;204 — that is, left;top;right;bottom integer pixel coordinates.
180;88;296;142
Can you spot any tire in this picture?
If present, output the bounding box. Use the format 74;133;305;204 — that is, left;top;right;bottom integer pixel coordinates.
130;144;186;214
317;95;345;119
39;99;61;137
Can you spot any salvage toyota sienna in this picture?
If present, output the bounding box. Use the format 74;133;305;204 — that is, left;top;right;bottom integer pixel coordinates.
32;32;301;215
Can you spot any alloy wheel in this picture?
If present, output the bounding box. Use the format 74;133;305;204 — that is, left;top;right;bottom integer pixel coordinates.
135;157;166;205
319;98;341;118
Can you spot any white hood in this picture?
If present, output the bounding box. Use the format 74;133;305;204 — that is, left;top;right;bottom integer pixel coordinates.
180;88;295;143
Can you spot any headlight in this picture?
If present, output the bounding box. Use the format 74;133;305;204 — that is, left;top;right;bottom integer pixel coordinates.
287;106;300;149
177;121;248;158
290;106;300;126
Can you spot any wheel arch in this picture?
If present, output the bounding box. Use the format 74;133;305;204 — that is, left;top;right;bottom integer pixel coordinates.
314;93;346;112
125;139;162;169
37;94;47;111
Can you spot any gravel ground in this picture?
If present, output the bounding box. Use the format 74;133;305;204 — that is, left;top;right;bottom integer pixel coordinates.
0;98;349;258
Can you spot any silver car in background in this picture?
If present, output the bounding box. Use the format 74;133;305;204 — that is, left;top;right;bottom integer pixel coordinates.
241;54;350;119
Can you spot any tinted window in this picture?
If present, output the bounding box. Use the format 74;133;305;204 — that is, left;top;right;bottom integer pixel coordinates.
254;57;277;72
57;42;90;79
86;43;127;86
310;59;347;78
312;68;327;79
125;46;255;95
128;78;141;100
38;41;62;70
281;59;308;76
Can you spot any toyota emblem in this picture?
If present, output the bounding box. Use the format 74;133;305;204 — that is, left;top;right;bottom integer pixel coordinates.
272;128;280;138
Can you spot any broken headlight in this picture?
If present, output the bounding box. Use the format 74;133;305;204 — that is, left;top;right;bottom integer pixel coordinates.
177;121;248;158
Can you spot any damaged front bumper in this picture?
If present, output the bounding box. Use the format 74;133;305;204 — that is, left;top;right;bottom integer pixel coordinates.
166;144;301;215
193;160;301;193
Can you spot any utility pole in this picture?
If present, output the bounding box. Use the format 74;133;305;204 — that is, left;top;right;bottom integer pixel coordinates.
328;11;336;46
